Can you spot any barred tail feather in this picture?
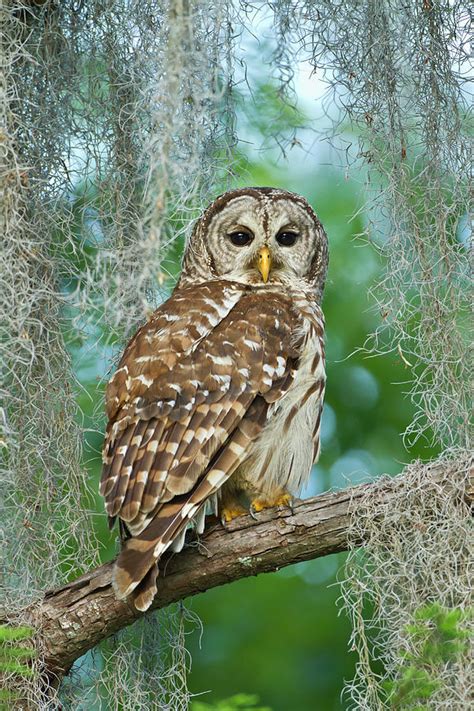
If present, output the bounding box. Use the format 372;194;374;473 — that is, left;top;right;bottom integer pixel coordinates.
112;465;234;610
132;563;159;612
113;401;266;611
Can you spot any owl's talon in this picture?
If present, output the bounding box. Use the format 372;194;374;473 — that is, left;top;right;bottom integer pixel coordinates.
250;499;266;514
275;493;295;512
250;492;294;515
220;504;247;526
249;506;259;520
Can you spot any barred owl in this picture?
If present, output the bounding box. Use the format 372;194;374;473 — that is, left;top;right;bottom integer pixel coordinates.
101;187;328;611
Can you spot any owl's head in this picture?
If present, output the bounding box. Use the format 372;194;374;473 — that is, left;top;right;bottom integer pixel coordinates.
180;187;328;299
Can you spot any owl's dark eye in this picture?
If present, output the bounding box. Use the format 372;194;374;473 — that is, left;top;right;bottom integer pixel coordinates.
276;231;299;247
228;231;254;247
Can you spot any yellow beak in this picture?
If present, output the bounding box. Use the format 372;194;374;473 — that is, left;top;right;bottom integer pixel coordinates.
256;246;272;283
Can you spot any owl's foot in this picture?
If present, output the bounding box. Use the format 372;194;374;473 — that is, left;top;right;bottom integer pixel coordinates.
220;502;248;525
250;491;294;516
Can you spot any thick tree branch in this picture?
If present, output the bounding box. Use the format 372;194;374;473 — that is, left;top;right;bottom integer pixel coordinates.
22;462;471;684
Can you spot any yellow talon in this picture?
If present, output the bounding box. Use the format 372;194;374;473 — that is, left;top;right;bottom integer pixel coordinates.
250;499;266;513
250;492;294;514
273;493;294;509
220;504;247;524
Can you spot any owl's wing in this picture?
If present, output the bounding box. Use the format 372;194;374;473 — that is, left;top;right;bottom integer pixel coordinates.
100;281;301;610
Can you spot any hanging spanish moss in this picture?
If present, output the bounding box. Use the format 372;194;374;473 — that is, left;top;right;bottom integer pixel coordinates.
297;4;471;705
301;0;471;450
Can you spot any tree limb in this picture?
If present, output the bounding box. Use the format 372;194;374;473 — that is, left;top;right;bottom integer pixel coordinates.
20;462;472;684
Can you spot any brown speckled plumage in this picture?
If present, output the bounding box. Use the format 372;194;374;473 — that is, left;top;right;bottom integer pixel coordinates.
100;187;328;611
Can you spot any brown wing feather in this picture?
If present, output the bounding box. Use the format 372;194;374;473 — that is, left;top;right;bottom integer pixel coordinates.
100;282;242;507
101;282;301;610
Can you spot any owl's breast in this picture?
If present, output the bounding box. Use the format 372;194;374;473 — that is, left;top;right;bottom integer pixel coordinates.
238;315;326;498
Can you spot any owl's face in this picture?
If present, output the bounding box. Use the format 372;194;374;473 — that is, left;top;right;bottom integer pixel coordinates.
181;187;328;298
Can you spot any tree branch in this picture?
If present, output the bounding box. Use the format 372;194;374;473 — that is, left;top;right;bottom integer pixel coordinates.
22;462;471;684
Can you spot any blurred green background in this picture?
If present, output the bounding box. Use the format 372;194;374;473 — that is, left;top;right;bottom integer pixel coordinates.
69;146;437;709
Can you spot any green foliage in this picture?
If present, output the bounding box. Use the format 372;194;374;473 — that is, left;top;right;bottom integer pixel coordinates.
192;693;271;711
383;604;471;709
0;625;35;643
0;625;37;706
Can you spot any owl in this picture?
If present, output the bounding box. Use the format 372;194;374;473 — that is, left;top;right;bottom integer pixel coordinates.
100;187;328;611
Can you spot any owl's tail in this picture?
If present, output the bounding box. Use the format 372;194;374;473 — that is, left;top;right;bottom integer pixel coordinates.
112;488;212;612
112;436;244;611
113;399;267;611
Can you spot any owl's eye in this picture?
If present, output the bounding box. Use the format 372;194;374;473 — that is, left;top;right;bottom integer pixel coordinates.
228;231;254;247
276;231;299;246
